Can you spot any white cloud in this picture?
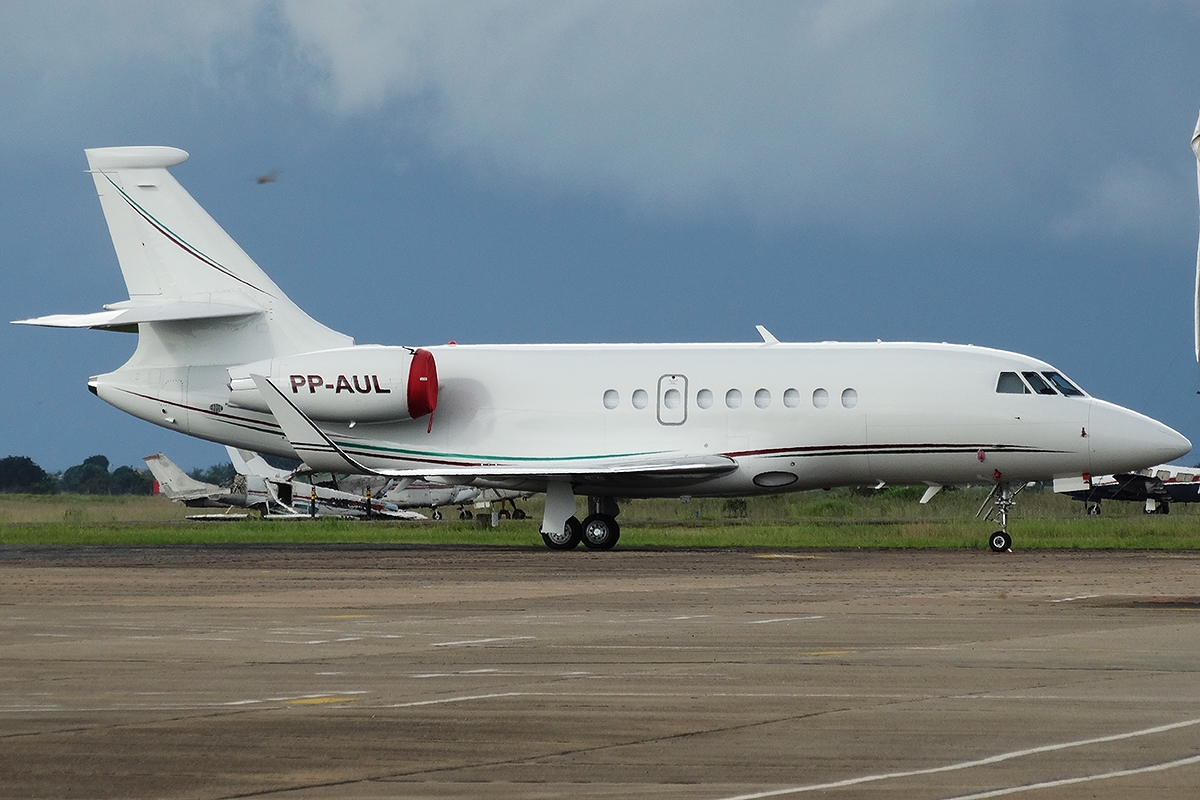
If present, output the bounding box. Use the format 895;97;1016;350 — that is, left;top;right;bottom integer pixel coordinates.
1;1;1195;239
279;0;983;226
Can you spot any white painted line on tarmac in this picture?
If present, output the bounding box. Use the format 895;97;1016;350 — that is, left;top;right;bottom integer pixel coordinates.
411;668;502;678
748;616;824;625
940;753;1200;799
383;692;524;708
710;716;1200;800
431;636;534;647
1050;594;1100;603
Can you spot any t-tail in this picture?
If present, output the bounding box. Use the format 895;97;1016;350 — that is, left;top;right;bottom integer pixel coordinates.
13;147;356;454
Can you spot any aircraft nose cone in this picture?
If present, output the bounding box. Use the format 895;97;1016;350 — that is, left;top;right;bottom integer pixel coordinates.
1088;400;1191;474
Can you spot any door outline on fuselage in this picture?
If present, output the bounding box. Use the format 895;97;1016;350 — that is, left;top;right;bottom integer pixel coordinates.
657;374;688;425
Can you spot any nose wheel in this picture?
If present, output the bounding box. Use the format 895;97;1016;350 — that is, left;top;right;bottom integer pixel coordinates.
989;531;1012;553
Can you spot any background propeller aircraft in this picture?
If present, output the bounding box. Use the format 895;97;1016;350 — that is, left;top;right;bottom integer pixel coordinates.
146;447;528;521
1054;464;1200;516
14;147;1190;550
144;448;425;520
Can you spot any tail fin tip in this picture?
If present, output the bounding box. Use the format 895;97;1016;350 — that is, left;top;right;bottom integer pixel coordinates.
85;146;189;171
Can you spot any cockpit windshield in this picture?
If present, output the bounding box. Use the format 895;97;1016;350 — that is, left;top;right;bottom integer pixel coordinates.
1042;371;1085;397
996;369;1087;397
1022;371;1057;395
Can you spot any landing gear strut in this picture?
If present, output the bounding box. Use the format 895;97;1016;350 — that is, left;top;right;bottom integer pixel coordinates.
978;482;1022;552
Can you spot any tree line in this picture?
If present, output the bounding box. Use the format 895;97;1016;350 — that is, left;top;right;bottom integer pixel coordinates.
0;455;235;496
0;455;153;495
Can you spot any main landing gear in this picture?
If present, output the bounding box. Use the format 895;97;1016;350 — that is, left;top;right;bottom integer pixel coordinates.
539;493;621;551
978;481;1023;553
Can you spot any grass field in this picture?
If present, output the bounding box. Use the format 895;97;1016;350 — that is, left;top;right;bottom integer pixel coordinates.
1;485;1196;549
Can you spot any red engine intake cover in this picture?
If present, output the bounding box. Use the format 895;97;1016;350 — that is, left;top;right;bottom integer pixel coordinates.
406;348;438;419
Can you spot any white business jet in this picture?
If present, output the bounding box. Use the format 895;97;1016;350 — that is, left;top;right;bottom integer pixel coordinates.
13;147;1190;551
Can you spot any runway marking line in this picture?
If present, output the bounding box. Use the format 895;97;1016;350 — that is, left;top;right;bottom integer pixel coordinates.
321;614;373;619
283;696;360;705
939;753;1200;799
748;616;824;625
431;636;534;647
384;692;524;708
1049;594;1100;603
711;715;1200;800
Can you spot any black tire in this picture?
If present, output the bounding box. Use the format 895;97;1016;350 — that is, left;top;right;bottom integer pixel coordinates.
581;513;620;550
1087;504;1101;516
459;509;471;520
431;509;442;521
497;509;511;520
542;516;582;550
988;531;1012;552
1157;503;1170;515
513;509;526;520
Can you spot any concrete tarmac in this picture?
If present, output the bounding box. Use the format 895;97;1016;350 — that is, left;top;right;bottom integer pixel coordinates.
2;545;1200;799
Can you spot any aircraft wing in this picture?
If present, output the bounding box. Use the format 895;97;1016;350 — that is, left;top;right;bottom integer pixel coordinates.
250;374;737;486
1054;472;1169;503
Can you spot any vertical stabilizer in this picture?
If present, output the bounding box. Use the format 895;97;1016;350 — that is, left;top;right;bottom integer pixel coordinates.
143;452;222;501
83;146;351;365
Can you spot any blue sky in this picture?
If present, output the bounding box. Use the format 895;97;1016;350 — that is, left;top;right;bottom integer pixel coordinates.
3;1;1200;472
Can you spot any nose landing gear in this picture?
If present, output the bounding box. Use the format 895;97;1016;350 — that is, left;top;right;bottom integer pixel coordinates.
978;481;1022;552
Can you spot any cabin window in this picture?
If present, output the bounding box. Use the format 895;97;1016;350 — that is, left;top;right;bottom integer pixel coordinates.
725;389;742;409
603;389;619;409
841;388;858;408
1156;470;1171;480
632;389;648;409
663;388;682;410
696;388;713;409
1042;371;1085;397
813;388;829;408
755;388;771;408
783;388;800;408
1022;372;1057;395
996;372;1029;394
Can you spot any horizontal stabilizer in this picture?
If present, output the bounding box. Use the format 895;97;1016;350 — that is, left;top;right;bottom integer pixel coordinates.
12;301;260;331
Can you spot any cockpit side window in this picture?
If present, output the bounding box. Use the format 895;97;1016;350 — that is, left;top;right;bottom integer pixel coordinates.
1042;371;1085;397
996;372;1030;394
1022;371;1057;395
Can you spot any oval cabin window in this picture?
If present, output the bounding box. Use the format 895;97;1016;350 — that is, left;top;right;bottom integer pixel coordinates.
726;389;742;409
755;388;771;408
664;388;681;409
696;389;713;409
812;388;829;409
632;389;648;409
841;388;858;408
603;389;619;409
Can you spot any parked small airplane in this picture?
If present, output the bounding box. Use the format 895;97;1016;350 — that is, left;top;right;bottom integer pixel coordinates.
1054;465;1200;515
15;145;1191;551
144;448;425;519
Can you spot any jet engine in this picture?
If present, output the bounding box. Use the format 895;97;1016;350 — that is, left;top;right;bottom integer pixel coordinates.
227;346;438;423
